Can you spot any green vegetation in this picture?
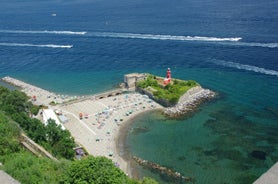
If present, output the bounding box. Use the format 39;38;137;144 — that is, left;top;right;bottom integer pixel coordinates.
2;151;70;183
0;86;75;159
0;111;70;183
66;156;130;184
0;86;158;184
136;75;198;104
0;113;21;156
0;114;156;183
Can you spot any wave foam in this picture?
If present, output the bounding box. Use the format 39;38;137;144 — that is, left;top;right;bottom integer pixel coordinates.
218;41;278;48
230;42;278;48
1;30;276;49
91;32;278;48
90;32;242;42
211;59;278;77
0;43;73;48
0;30;86;35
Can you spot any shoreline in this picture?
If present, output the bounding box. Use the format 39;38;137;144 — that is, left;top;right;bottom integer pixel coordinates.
56;93;164;174
0;76;215;179
0;76;164;175
116;109;163;178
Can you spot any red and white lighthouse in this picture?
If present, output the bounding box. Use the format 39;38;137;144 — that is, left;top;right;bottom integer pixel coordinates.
164;68;171;85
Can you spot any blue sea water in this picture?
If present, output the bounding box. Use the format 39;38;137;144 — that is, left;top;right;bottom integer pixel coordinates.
0;0;278;183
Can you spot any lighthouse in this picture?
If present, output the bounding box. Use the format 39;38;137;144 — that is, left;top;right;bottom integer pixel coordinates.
164;68;171;85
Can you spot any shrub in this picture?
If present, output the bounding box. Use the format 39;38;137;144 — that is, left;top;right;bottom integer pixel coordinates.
136;75;198;105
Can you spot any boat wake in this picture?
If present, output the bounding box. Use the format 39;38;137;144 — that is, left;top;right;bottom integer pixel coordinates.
89;32;242;42
211;59;278;77
90;32;278;48
0;43;73;48
220;42;278;48
0;30;86;35
1;30;277;48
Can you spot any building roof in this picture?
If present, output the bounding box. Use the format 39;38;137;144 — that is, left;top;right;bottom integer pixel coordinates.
58;115;68;124
125;73;146;78
42;109;65;130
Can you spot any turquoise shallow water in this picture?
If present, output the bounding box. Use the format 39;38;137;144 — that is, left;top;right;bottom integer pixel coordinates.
127;69;278;184
0;0;277;183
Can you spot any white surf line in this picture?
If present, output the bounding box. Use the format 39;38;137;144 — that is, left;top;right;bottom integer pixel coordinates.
62;110;96;135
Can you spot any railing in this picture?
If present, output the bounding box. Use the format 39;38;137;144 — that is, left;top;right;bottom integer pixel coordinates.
61;88;128;105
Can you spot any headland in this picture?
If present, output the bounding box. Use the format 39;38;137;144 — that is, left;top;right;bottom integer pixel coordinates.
127;72;215;117
1;72;215;177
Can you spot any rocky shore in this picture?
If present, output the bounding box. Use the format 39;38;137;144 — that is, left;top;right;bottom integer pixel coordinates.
133;156;194;182
164;86;215;117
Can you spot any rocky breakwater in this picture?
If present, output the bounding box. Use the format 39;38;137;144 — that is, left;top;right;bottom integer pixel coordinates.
133;156;194;182
164;86;215;117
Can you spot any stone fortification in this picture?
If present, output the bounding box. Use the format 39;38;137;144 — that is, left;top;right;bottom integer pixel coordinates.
124;73;147;89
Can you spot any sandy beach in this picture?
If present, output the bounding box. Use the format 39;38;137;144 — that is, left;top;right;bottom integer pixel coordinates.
58;93;163;174
1;76;163;175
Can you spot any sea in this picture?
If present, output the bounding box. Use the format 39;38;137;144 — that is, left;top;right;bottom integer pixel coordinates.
0;0;277;183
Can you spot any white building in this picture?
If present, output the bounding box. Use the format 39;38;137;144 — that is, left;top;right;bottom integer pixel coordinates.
42;109;65;130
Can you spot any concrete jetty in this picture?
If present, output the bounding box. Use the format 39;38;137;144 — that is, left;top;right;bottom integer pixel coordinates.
1;76;73;105
253;162;278;184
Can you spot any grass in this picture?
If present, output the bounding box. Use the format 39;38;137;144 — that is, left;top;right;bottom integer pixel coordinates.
136;75;198;104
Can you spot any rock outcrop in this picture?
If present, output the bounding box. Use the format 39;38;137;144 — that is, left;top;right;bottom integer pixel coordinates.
133;156;194;182
164;86;215;117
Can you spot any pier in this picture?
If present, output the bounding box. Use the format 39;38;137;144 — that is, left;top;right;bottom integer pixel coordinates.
253;162;278;184
1;76;126;106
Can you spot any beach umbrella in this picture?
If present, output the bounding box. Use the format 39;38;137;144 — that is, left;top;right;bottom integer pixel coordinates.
109;152;113;157
79;112;83;119
84;114;89;119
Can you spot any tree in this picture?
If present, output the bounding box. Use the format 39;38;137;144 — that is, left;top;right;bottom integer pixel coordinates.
45;120;75;159
141;177;158;184
0;88;29;115
66;156;131;184
0;113;21;155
